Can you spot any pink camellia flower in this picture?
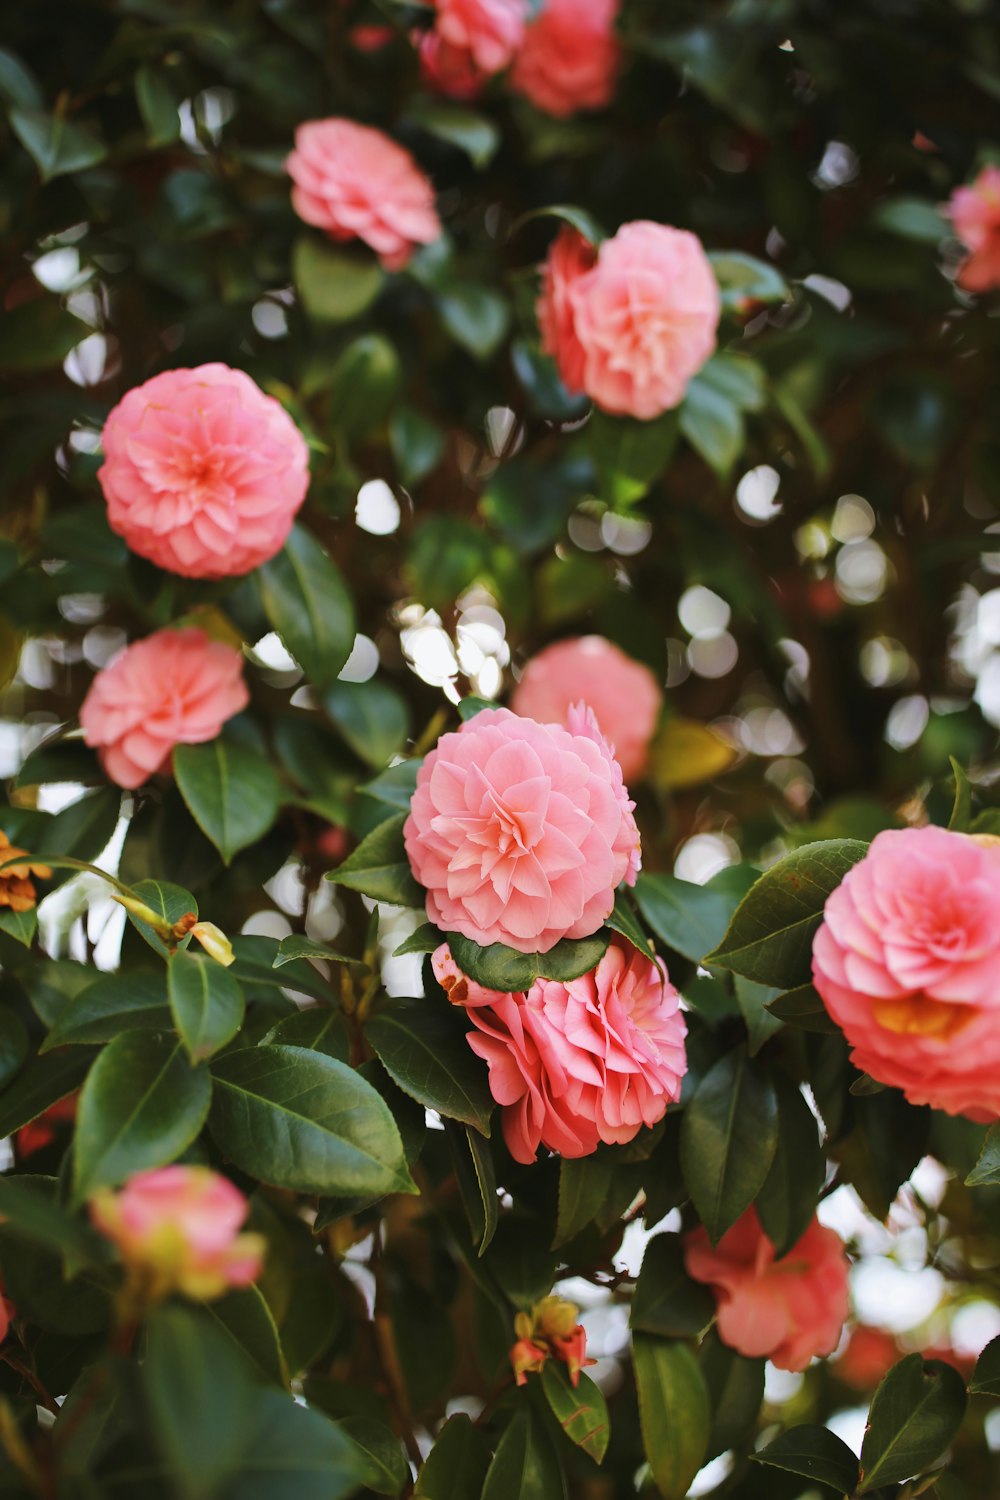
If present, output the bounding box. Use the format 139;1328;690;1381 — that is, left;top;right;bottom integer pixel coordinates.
684;1209;850;1372
433;937;687;1162
511;636;662;784
80;628;248;789
836;1325;900;1391
417;29;486;99
90;1166;265;1302
812;826;1000;1121
538;221;720;419
946;165;1000;292
432;0;527;76
99;364;309;579
287;119;441;272
510;0;621;118
405;707;640;953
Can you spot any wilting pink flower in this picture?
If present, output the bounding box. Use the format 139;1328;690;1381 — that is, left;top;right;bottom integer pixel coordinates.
432;0;526;75
417;29;486;99
99;364;309;579
946;165;1000;292
80;628;248;789
510;0;621;118
812;827;1000;1121
433;937;686;1162
510;1296;595;1386
511;636;662;784
685;1209;850;1372
538;222;720;419
287;119;441;271
406;708;639;952
90;1166;265;1302
510;1336;548;1384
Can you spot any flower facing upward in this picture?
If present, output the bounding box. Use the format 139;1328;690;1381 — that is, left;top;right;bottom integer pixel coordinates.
510;0;621;118
684;1209;850;1372
433;937;686;1163
812;826;1000;1121
538;221;720;419
99;364;309;579
0;830;50;913
432;0;527;75
287;119;441;271
510;1296;595;1386
80;627;249;789
511;636;662;784
90;1166;265;1303
946;165;1000;292
405;707;640;953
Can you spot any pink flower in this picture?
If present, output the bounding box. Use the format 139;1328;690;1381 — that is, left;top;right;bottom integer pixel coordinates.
99;364;309;580
417;29;486;99
510;1296;595;1385
946;165;1000;292
432;937;687;1163
684;1209;850;1372
511;636;662;784
287;119;441;271
510;0;621;118
80;628;249;789
405;707;640;952
432;0;526;75
510;1336;548;1384
538;222;720;419
812;827;1000;1121
90;1166;265;1302
836;1326;901;1390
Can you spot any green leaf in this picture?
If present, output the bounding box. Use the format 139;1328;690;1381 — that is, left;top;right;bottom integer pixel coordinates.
34;786;122;863
10;106;106;180
230;935;332;1004
365;997;493;1135
126;879;197;958
0;1175;106;1267
226;1388;369;1500
134;64;181;146
0;48;42;109
293;236;383;322
168;951;246;1064
754;1424;860;1494
756;1075;825;1255
589;410;678;504
871;196;945;243
360;758;423;813
437;284;510;359
970;1333;1000;1396
553;1156;611;1248
858;1355;967;1492
325;334;402;440
324;678;410;768
633;1336;709;1500
948;757;973;832
481;1408;566;1500
450;1123;498;1255
708;250;788;309
414;1413;491;1499
407;100;500;167
697;352;767;412
144;1305;256;1500
72;1033;211;1202
273;935;361;968
209;1045;414;1198
680;1048;778;1243
765;983;840;1034
202;1285;288;1388
700;1332;764;1460
541;1364;610;1465
446;931;609;993
0;297;89;373
41;971;171;1050
734;974;784;1056
258;525;356;689
680;375;744;477
0;1047;93;1138
393;922;440;957
510;204;606;244
630;1234;715;1339
327;812;423;907
260;1008;350;1062
0;1008;28;1087
633;868;755;964
389;407;444;488
0;907;37;947
174;741;281;864
336;1416;407;1496
705;840;869;987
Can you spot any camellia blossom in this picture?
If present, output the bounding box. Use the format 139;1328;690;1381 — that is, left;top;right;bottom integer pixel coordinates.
0;830;50;914
510;0;621;118
432;0;526;76
417;29;486;99
80;627;248;790
16;1094;77;1161
511;636;662;784
405;706;640;952
287;118;441;271
684;1209;850;1372
90;1166;265;1302
538;221;720;419
812;826;1000;1121
946;165;1000;292
433;937;687;1162
99;364;309;579
510;1296;595;1386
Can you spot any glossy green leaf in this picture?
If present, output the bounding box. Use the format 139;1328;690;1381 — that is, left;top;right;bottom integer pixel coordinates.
258;525;356;689
754;1424;860;1494
633;1336;710;1500
437;284;510;359
680;1048;778;1243
337;1416;407;1496
324;678;410;768
541;1363;610;1464
134;64;181;146
209;1044;414;1197
756;1075;825;1255
10;105;106;180
414;1413;491;1499
708;250;788;308
0;1047;93;1138
293;237;383;322
325;334;401;440
0;1007;28;1086
261;1008;350;1062
450;1123;498;1255
633;868;756;964
230;935;332;1004
72;1033;211;1202
446;930;608;993
589;410;678;504
41;970;171;1051
630;1233;715;1339
365;997;493;1134
680;375;744;477
734;974;783;1055
0;907;37;947
553;1156;611;1248
168;950;245;1063
970;1333;1000;1396
859;1356;967;1491
174;741;281;865
408;100;500;167
0;1174;106;1267
948;757;973;831
700;1332;764;1460
389;407;444;487
327;813;423;907
481;1408;566;1500
606;890;655;956
224;1388;369;1500
765;983;840;1034
273;935;361;968
201;1285;288;1388
126;879;197;958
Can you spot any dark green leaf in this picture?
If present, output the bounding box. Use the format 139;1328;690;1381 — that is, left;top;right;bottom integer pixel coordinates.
708;250;788;308
365;997;493;1134
450;1123;498;1255
0;907;37;947
437;284;510;359
10;106;106;180
42;971;171;1050
446;930;608;993
765;984;840;1034
337;1415;407;1496
260;1008;350;1063
700;1332;764;1460
325;334;401;440
134;65;181;146
734;974;783;1055
756;1075;825;1255
481;1408;566;1500
680;375;744;477
0;1007;28;1085
510;204;605;243
553;1156;611;1248
589;411;678;504
258;525;356;689
293;237;383;322
324;678;410;768
126;879;197;958
273;935;361;968
327;812;423;907
633;868;755;964
754;1424;860;1494
541;1364;610;1464
0;297;89;372
680;1048;778;1243
606;891;655;957
168;950;245;1064
858;1356;967;1492
393;922;440;957
633;1336;709;1500
408;100;500;167
970;1334;1000;1396
0;48;42;109
0;1175;106;1267
174;741;281;864
389;407;444;488
0;1047;92;1138
948;757;973;832
201;1285;288;1388
871;197;945;242
230;935;332;1004
414;1413;491;1499
226;1388;369;1500
360;758;422;813
630;1234;715;1339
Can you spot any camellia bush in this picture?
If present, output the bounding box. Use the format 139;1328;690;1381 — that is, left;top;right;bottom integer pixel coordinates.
5;1;1000;1497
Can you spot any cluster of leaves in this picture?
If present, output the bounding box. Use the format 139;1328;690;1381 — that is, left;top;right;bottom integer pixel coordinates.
3;1;1000;1498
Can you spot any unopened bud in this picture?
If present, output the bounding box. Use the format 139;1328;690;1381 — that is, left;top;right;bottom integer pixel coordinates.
191;921;234;967
113;894;173;939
